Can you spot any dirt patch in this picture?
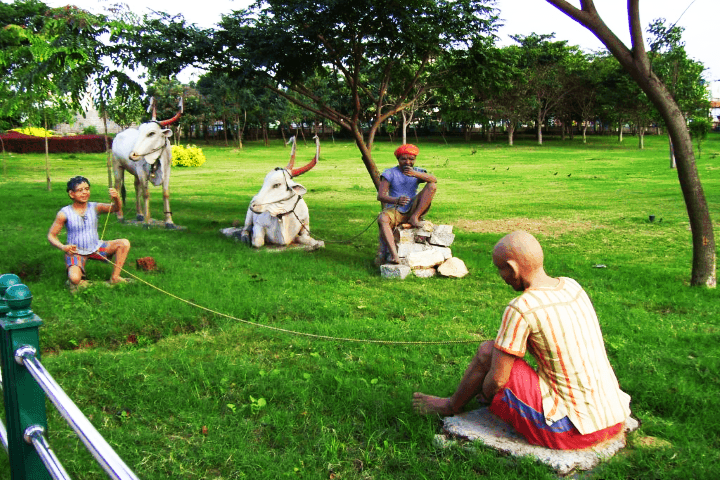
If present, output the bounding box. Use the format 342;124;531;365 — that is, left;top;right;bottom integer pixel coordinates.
455;217;594;237
632;435;673;449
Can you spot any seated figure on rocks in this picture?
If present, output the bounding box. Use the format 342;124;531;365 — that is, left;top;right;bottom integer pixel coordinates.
413;231;632;450
376;144;437;265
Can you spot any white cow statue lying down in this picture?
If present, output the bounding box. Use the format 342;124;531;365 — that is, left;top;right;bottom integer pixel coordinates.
238;136;324;249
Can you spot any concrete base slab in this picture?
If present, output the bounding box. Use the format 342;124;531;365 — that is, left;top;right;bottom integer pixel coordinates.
435;408;640;476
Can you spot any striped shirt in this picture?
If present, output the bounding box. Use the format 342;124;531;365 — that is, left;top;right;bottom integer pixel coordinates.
494;277;631;435
61;202;102;255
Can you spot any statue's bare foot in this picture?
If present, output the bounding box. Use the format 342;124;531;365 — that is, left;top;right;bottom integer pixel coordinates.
412;392;456;416
108;277;130;285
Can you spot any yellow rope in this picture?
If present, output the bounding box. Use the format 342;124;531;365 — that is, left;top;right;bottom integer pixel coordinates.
98;257;483;346
97;204;483;346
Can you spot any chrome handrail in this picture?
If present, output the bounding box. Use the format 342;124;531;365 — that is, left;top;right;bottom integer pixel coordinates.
24;425;71;480
0;369;7;451
14;345;140;480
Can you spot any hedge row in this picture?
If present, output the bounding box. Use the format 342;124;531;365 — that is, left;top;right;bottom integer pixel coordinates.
0;131;109;154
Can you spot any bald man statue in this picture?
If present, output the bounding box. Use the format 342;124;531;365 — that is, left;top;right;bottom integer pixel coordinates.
376;144;437;265
413;231;632;450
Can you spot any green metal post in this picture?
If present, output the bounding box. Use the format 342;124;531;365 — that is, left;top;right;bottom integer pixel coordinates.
0;276;51;480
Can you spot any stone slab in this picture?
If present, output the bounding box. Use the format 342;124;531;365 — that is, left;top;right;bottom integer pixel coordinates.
436;408;640;476
429;231;455;247
405;247;447;268
412;267;437;278
380;264;411;279
397;242;432;257
437;257;469;278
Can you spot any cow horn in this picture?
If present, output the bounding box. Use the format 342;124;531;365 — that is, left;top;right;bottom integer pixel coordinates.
158;111;182;127
158;97;184;127
285;136;297;170
290;135;319;177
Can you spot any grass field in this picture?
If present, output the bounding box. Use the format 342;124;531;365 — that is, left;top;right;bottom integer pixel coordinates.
0;132;719;479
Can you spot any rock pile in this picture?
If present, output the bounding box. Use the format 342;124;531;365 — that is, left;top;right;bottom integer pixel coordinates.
380;224;468;279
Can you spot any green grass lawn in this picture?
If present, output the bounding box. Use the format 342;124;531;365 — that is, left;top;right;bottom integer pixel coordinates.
0;132;719;479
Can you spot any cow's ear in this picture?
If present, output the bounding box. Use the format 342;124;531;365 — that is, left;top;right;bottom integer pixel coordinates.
162;128;173;138
291;183;307;196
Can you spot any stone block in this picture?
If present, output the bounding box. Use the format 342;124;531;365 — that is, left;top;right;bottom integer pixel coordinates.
437;408;640;476
438;257;469;278
397;242;432;258
429;231;455;247
413;267;436;278
380;264;411;279
405;247;447;269
394;228;416;245
435;246;452;261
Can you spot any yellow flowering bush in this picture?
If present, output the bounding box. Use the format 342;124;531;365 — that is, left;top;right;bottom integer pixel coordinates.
11;127;56;137
171;144;206;167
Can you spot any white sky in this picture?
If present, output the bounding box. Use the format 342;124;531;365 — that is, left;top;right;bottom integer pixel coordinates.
43;0;720;86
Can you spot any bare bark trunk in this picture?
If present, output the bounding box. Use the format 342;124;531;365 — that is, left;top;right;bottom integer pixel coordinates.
44;113;51;191
223;115;229;146
548;0;715;287
352;124;380;189
536;113;543;146
507;121;515;146
669;135;676;169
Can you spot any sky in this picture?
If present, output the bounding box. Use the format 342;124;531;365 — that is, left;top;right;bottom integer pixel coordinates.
43;0;720;89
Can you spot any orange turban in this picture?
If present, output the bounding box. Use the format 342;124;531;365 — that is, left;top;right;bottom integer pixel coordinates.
394;144;420;158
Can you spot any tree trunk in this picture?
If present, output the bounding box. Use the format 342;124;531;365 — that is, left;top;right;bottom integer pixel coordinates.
352;124;380;190
668;135;676;169
223;115;229;146
582;123;588;144
44;113;51;191
401;111;409;144
547;0;715;287
507;121;515;146
536;111;543;145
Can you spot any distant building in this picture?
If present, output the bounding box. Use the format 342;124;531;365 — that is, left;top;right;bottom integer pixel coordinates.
710;81;720;130
53;102;127;135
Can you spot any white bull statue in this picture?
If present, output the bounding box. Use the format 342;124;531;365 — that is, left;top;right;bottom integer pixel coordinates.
240;136;324;249
110;105;182;229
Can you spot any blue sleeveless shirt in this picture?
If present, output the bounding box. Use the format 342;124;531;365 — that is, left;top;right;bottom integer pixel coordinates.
61;202;102;255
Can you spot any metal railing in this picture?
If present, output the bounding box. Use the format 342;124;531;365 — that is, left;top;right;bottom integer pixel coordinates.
0;273;140;480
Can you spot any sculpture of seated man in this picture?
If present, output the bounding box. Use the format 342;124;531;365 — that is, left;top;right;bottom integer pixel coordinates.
413;231;632;450
376;144;437;265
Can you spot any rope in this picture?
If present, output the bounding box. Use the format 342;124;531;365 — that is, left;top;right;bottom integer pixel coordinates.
100;258;483;346
96;196;481;346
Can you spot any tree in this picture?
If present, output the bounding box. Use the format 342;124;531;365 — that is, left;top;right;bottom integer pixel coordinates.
546;0;715;287
128;0;498;189
510;33;581;145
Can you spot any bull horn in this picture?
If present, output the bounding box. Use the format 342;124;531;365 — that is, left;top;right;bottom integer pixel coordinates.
285;136;297;170
158;97;184;127
290;135;319;177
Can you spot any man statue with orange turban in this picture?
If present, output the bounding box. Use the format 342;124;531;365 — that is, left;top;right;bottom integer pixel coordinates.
375;144;437;265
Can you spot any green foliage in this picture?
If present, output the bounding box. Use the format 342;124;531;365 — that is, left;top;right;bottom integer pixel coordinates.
0;135;719;478
689;117;712;157
171;144;206;167
81;125;98;135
